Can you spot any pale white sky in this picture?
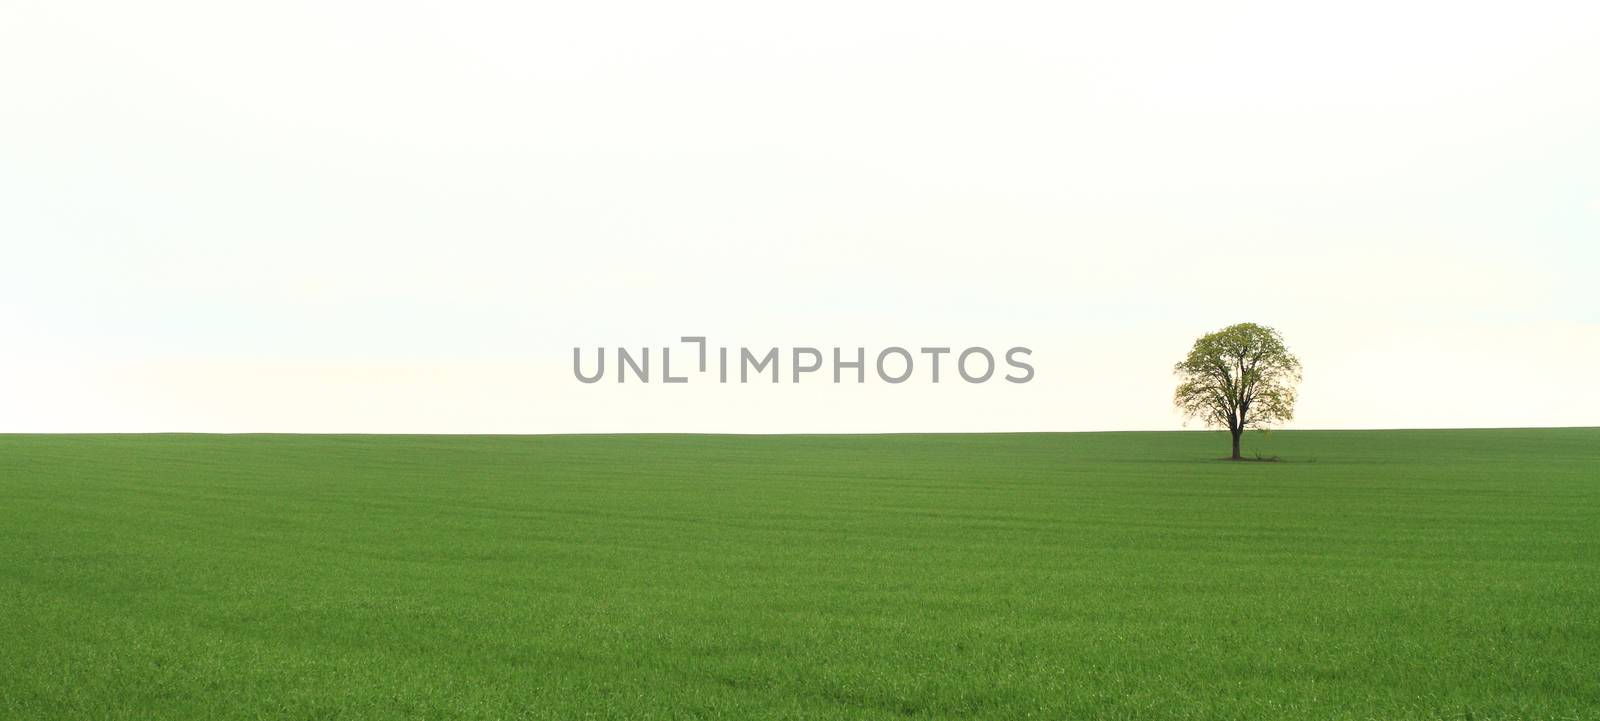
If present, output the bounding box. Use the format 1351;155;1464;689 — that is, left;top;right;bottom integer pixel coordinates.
1;0;1596;432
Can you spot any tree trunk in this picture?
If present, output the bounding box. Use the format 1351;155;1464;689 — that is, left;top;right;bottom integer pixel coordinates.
1230;429;1242;460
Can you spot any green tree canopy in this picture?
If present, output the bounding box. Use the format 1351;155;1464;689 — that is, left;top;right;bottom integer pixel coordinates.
1174;323;1302;460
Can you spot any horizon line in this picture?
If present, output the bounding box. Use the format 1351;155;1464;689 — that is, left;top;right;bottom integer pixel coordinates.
2;426;1597;438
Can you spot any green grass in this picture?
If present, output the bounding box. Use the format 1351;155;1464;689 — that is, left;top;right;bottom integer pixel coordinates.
1;430;1597;720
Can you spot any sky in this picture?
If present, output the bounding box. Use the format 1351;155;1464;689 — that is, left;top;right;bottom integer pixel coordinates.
1;0;1597;433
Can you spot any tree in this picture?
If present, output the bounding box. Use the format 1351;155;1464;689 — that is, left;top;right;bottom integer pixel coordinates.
1173;323;1302;460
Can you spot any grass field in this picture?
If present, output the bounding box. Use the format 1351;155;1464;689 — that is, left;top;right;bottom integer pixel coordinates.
1;430;1597;720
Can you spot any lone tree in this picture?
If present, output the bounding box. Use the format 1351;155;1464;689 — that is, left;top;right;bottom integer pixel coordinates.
1174;323;1302;460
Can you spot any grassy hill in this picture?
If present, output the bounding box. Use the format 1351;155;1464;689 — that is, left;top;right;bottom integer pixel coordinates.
2;429;1596;720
